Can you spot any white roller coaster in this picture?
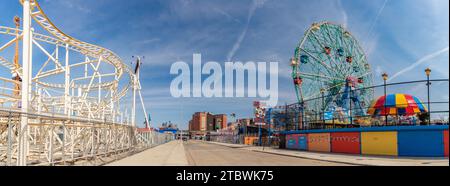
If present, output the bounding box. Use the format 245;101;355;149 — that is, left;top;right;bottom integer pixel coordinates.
0;0;168;166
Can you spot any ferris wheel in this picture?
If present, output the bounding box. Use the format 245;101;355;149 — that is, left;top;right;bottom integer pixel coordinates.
291;22;374;117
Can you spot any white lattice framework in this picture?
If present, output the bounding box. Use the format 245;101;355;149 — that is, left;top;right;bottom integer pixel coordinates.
0;0;163;166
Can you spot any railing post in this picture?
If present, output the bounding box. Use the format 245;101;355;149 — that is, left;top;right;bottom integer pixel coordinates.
104;117;107;158
332;115;335;129
71;120;75;163
91;121;95;164
301;101;305;129
7;111;13;166
49;116;54;166
62;120;66;165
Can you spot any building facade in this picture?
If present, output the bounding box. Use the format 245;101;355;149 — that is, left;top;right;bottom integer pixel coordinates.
189;112;229;139
214;114;227;130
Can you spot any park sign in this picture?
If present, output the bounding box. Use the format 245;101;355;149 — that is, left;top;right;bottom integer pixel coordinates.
254;101;266;125
255;118;266;126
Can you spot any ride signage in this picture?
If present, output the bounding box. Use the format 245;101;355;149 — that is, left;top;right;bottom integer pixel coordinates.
254;118;265;126
254;101;266;125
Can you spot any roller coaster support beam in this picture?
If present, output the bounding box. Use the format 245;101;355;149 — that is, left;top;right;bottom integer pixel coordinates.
18;0;32;166
65;44;71;117
132;56;150;129
132;76;136;127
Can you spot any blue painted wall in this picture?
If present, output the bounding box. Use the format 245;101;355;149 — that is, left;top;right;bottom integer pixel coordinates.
298;135;308;150
281;125;449;157
398;130;444;157
159;128;178;134
281;125;449;135
286;135;297;149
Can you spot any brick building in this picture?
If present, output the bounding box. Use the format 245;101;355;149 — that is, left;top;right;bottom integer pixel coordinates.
191;112;208;131
214;114;227;129
189;112;229;139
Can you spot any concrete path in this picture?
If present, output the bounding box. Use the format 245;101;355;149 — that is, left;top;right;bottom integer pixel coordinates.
106;140;448;166
185;140;350;166
207;141;449;166
106;140;188;166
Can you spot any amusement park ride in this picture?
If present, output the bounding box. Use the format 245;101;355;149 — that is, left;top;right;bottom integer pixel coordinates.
292;22;374;124
268;22;375;131
0;0;161;166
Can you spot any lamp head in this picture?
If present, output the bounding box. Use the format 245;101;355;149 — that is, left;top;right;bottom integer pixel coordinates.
425;68;431;76
290;58;298;66
14;16;20;27
382;73;388;81
320;88;325;94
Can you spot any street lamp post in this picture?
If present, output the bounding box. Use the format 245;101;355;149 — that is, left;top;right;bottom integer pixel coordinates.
425;68;431;125
258;122;262;146
382;73;388;126
268;119;271;148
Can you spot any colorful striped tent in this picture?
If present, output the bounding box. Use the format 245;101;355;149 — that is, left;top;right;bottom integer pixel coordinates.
367;94;428;116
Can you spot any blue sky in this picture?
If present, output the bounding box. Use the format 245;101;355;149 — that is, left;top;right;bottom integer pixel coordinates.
0;0;448;129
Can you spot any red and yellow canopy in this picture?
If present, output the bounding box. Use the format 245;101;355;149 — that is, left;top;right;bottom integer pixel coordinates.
367;94;428;116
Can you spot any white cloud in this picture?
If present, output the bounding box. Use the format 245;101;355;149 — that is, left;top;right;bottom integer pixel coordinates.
375;65;383;76
57;0;92;14
365;34;379;58
226;0;268;62
133;38;161;46
336;0;348;27
213;8;242;24
388;46;449;82
364;0;389;43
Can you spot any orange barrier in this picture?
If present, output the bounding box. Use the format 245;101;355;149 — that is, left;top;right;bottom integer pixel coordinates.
307;133;331;152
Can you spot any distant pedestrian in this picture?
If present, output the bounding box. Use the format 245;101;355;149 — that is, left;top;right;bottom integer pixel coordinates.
412;116;417;125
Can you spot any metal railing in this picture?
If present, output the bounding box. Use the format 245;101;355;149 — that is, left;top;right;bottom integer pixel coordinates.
282;78;449;131
0;109;174;166
208;78;449;146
